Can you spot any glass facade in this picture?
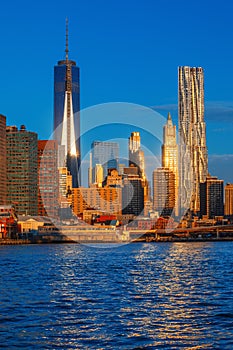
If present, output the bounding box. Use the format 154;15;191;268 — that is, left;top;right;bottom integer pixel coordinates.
178;66;208;213
54;60;80;187
6;126;38;215
91;141;119;179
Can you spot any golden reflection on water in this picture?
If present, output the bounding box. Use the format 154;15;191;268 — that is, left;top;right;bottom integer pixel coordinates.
130;243;218;347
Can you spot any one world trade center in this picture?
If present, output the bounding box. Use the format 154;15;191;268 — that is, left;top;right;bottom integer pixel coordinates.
53;19;81;188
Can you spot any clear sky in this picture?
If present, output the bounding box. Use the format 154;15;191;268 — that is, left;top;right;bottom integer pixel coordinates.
0;0;233;183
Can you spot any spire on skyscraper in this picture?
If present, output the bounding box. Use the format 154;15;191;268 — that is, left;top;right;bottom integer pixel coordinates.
65;18;69;61
54;20;81;188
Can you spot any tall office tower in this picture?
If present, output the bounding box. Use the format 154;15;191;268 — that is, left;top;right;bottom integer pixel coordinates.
129;132;145;178
224;183;233;217
200;175;224;219
153;167;175;216
128;132;149;207
178;66;208;214
38;140;59;218
162;113;179;215
91;141;119;178
54;20;80;188
0;115;6;205
122;167;144;216
6;125;38;215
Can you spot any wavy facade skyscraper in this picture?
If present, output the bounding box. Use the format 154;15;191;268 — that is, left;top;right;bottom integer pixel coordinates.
54;20;80;187
178;66;208;214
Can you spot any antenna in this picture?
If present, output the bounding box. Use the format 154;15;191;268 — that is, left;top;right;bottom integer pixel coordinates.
65;18;69;61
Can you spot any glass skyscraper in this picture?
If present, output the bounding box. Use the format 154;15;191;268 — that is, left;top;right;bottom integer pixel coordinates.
6;125;38;215
91;141;119;180
178;66;208;214
54;20;80;187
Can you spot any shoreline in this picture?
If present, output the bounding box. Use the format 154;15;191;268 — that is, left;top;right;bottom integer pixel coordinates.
1;237;233;245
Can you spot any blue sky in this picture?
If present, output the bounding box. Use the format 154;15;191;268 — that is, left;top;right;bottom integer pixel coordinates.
0;0;233;183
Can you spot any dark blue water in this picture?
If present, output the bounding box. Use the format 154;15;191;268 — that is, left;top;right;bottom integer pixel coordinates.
0;242;233;349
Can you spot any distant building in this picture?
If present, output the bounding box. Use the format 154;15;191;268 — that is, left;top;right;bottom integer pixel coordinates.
6;125;38;215
200;175;224;219
58;167;73;208
0;205;17;239
17;215;52;234
103;168;122;188
92;164;104;187
57;166;73;220
72;187;122;217
91;141;119;178
225;183;233;217
153;167;175;216
0;115;6;205
178;66;208;213
53;20;80;187
38;140;59;218
129;132;145;178
122;167;144;216
162;113;179;216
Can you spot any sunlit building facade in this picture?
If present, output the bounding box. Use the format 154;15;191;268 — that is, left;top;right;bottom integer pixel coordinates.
72;187;122;217
153;167;175;216
38;140;59;218
200;175;224;219
0;115;6;205
162;113;179;216
6;125;38;215
129;132;145;179
178;66;208;214
92;164;104;187
224;183;233;217
58;167;73;208
54;20;80;187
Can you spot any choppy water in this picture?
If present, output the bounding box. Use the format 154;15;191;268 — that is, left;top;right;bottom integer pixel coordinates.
0;242;233;349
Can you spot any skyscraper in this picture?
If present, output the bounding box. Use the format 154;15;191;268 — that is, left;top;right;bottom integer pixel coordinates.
122;167;144;217
129;132;145;178
128;132;149;208
91;141;119;179
200;175;224;219
54;19;80;187
224;183;233;217
162;113;179;215
153;167;175;216
0;115;6;205
6;125;38;215
178;66;208;214
38;140;59;218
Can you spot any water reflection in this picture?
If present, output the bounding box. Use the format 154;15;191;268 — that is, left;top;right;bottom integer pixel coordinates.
0;243;233;349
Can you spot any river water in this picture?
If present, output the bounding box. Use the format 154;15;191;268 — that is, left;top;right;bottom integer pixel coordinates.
0;242;233;349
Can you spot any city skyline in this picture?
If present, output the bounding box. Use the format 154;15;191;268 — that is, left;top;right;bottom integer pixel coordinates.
0;0;233;184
